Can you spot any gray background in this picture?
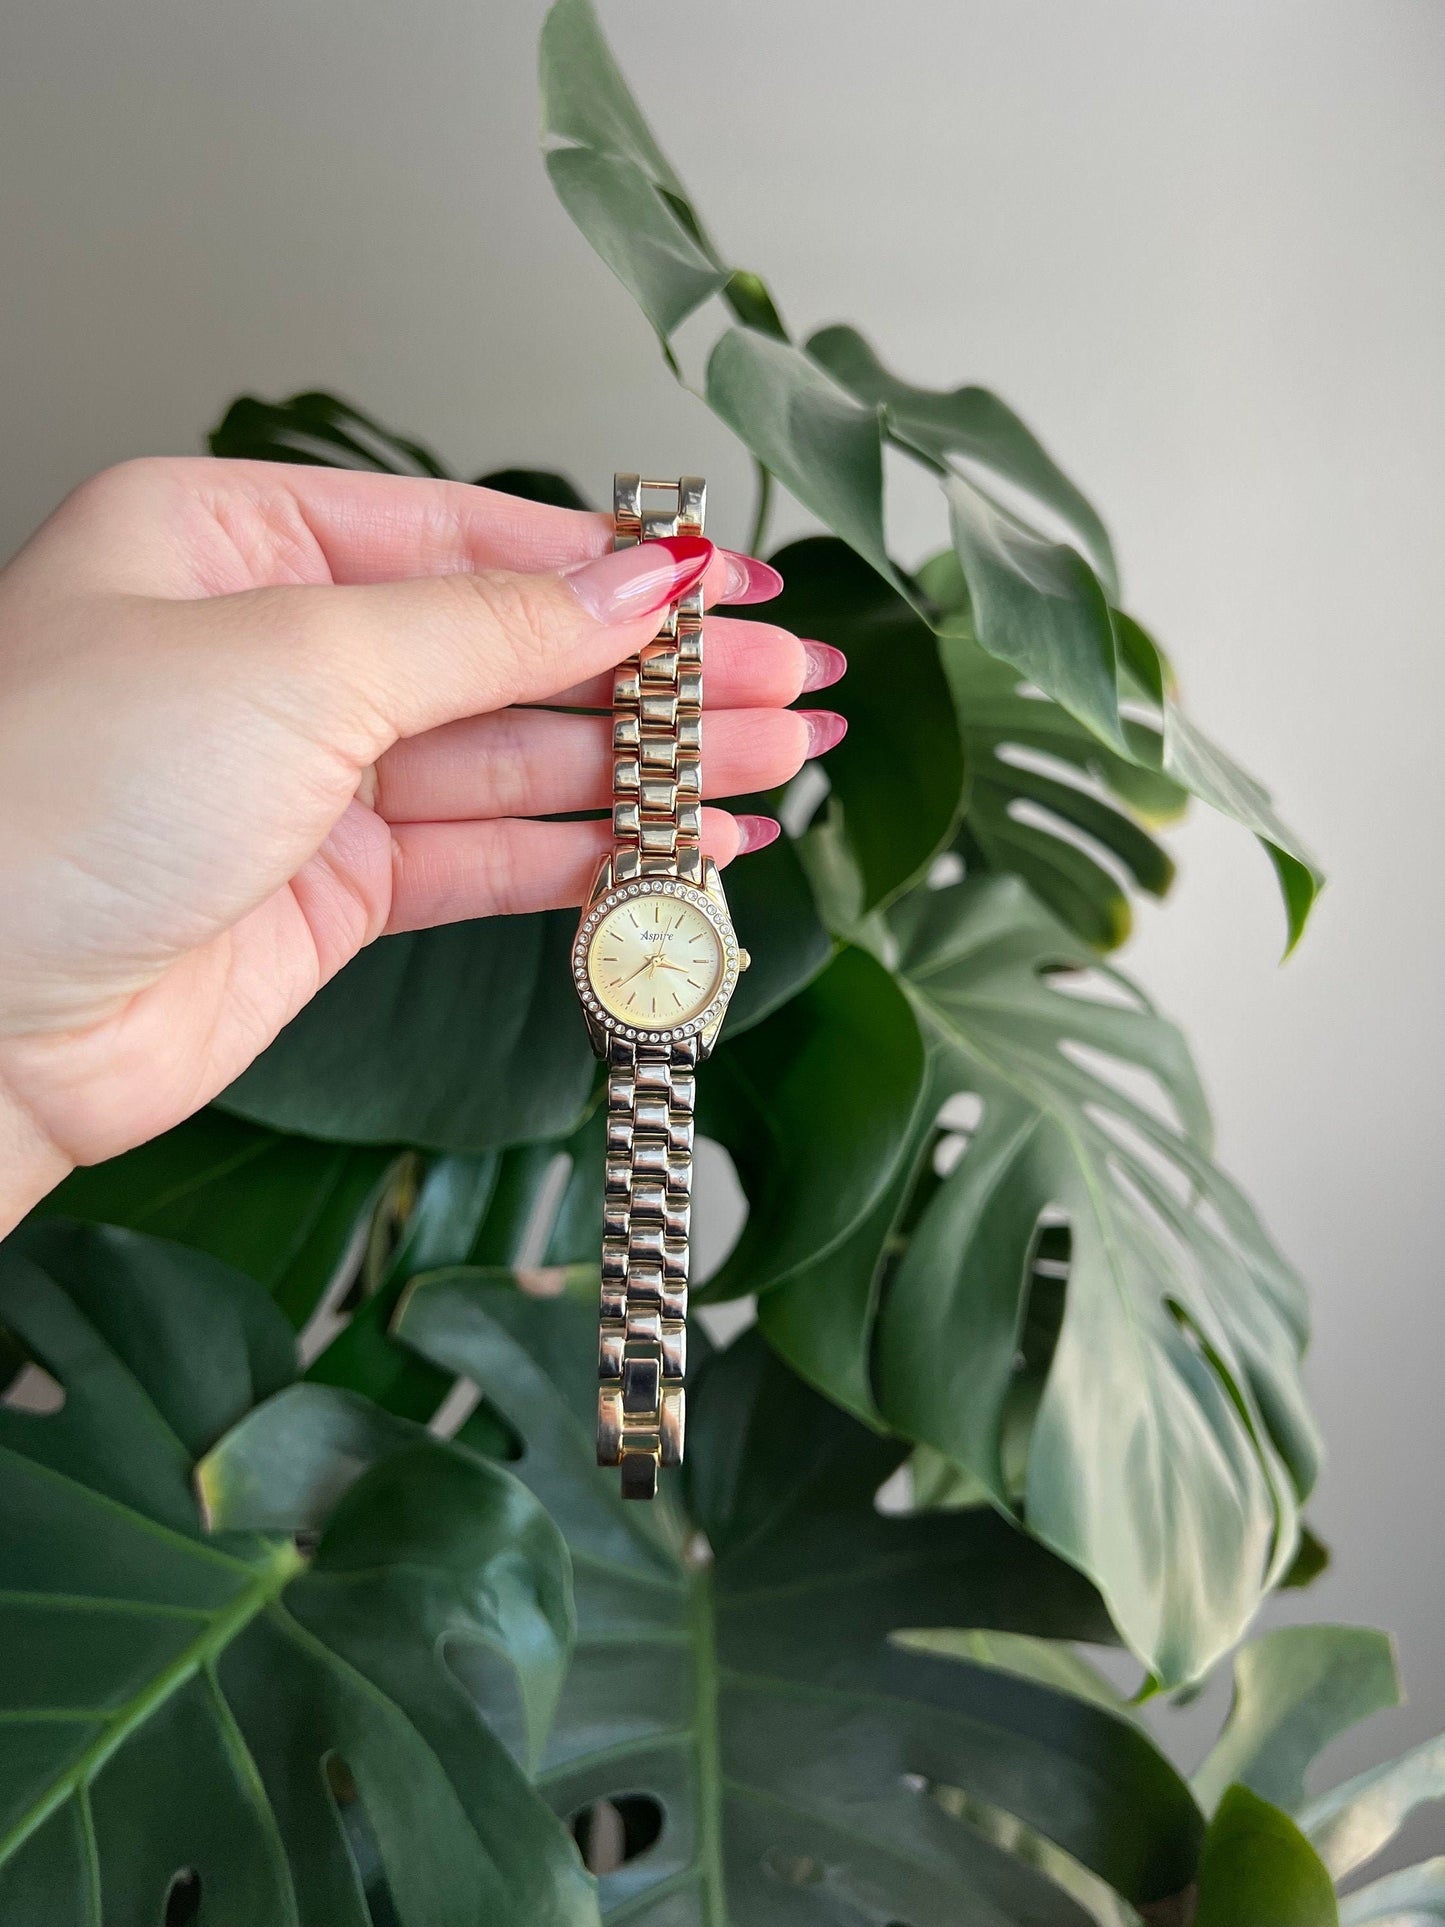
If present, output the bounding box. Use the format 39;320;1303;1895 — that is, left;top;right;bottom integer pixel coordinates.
3;0;1441;1856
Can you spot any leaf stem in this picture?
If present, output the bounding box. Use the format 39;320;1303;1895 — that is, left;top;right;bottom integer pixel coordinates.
747;462;774;558
686;1564;728;1925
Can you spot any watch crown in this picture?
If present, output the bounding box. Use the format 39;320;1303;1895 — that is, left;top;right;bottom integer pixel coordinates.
737;948;751;971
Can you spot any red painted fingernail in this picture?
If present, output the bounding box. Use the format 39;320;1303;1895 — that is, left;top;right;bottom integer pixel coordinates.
800;709;848;756
721;549;785;605
801;641;847;692
564;535;714;624
735;814;781;854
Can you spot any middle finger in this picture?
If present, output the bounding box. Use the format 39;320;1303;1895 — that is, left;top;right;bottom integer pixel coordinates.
538;616;845;711
373;704;847;824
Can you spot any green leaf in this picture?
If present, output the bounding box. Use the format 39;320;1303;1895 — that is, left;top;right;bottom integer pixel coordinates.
705;327;895;584
196;1383;422;1537
304;1149;520;1424
209;390;451;476
0;1222;594;1926
219;913;597;1155
745;537;967;910
755;1063;939;1427
545;148;729;342
540;0;730;346
35;1110;393;1328
1280;1521;1332;1590
1144;649;1324;956
1193;1625;1400;1817
873;877;1319;1684
1301;1736;1445;1884
1339;1859;1445;1926
699;945;928;1304
537;3;1324;946
944;469;1132;754
539;0;691;195
944;634;1180;950
1193;1785;1339;1927
396;1279;1206;1923
807;324;1120;596
714;811;832;1033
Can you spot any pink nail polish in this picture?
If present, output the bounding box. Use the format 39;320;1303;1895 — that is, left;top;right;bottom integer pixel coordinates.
801;641;847;692
720;549;785;605
565;535;713;624
800;709;849;757
735;814;781;854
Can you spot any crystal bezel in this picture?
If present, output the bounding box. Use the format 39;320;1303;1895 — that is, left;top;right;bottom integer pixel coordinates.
575;876;739;1038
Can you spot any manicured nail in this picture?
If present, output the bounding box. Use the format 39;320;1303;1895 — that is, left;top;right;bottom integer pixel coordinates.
565;535;714;624
720;549;784;605
800;709;848;756
801;641;847;692
735;814;781;854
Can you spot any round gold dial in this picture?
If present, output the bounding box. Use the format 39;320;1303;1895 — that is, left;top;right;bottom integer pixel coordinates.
587;895;724;1029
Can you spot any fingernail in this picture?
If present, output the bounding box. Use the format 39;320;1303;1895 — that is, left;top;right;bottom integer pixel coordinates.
801;641;847;692
800;709;849;757
735;814;781;854
565;535;714;624
721;549;784;605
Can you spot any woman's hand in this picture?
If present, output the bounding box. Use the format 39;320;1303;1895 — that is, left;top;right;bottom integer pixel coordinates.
0;458;846;1226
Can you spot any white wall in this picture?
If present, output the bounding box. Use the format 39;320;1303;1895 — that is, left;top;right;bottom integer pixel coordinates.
3;0;1442;1850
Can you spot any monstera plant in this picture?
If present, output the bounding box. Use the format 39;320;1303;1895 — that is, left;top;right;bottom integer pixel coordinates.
0;2;1438;1922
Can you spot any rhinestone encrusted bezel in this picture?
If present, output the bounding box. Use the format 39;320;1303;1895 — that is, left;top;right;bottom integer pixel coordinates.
573;875;738;1037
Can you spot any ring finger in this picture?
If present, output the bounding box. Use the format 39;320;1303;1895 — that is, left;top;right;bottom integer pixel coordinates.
372;704;848;824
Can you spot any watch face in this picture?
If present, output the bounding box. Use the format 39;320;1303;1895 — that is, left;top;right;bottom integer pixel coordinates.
587;893;725;1029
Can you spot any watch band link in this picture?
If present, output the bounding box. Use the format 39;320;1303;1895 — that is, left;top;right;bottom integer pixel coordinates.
598;475;707;1498
609;474;707;886
598;1031;697;1500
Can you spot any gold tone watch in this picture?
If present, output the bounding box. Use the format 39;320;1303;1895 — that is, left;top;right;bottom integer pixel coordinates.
572;474;750;1500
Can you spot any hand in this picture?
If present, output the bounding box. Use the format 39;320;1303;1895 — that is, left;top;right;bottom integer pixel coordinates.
0;458;848;1226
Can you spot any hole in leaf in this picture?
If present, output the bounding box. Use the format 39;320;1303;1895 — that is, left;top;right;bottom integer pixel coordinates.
0;1328;65;1415
1;1361;65;1415
163;1870;202;1926
427;1376;482;1440
780;760;829;838
762;1848;826;1887
936;1090;983;1136
570;1795;663;1874
326;1753;401;1927
690;1135;747;1288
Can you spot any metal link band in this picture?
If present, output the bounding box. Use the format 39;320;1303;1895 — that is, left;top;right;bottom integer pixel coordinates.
609;474;707;886
597;1030;698;1499
597;475;707;1497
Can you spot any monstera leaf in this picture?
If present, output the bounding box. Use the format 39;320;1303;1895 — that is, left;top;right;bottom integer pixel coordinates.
883;878;1319;1682
912;545;1187;949
34;1109;394;1327
539;0;1322;946
1192;1625;1399;1817
391;1275;1206;1925
1192;1785;1339;1927
1179;1623;1445;1925
698;945;928;1304
743;876;1316;1685
221;911;600;1155
741;538;966;911
211;391;454;476
0;1221;594;1927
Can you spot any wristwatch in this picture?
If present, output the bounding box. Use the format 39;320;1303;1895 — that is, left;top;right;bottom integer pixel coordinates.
572;474;750;1500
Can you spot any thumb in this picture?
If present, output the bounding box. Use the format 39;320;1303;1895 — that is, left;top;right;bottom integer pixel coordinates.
210;534;725;754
